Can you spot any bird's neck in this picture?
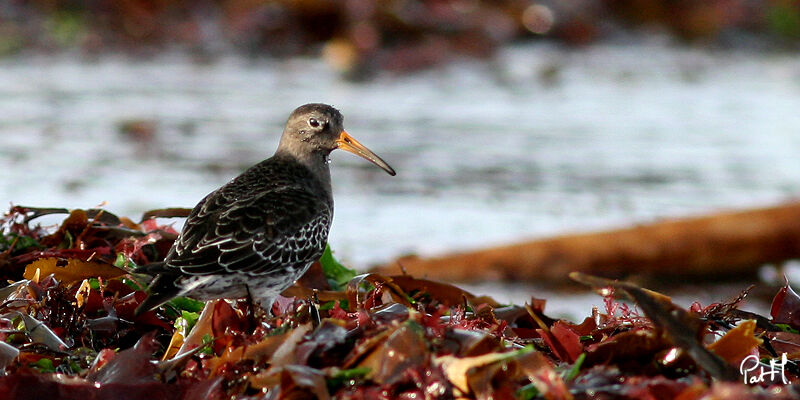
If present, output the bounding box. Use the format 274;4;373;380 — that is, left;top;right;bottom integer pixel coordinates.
274;148;332;196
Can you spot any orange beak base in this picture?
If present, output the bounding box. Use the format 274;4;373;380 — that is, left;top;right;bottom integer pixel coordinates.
336;131;396;176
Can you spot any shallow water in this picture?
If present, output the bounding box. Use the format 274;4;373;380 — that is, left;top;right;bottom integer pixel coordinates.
1;43;799;310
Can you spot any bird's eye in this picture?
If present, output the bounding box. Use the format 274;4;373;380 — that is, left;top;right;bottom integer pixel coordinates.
308;118;320;128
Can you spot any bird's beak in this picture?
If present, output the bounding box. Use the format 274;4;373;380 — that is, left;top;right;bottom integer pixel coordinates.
336;131;396;176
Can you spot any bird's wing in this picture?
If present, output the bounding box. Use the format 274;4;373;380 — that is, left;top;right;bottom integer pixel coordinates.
166;187;331;276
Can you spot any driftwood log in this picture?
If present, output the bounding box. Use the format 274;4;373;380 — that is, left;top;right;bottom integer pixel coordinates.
373;202;800;283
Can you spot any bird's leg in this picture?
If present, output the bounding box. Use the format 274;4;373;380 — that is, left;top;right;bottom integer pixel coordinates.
243;285;261;329
309;290;321;328
244;284;275;324
257;296;276;319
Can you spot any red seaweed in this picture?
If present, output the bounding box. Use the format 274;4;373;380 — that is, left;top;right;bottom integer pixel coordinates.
1;205;799;399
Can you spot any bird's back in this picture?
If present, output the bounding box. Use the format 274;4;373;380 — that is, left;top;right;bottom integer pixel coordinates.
169;155;332;276
137;155;333;311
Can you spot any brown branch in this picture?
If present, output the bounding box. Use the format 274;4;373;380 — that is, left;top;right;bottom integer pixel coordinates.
374;201;800;283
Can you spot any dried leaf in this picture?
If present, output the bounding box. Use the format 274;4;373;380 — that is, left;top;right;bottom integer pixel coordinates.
435;346;535;396
0;372;193;400
0;341;19;371
17;312;69;352
707;320;762;366
766;331;800;356
23;258;125;284
390;275;500;308
341;327;393;369
139;208;192;222
281;285;347;303
268;323;313;366
204;323;311;375
571;272;740;381
210;299;244;338
771;281;800;330
171;300;218;360
75;279;91;308
529;365;573;400
537;321;583;363
163;328;186;362
346;273;412;311
584;329;671;369
440;328;502;357
296;260;331;290
469;351;548;400
0;280;29;302
249;365;331;399
357;320;427;385
86;332;159;384
294;319;349;366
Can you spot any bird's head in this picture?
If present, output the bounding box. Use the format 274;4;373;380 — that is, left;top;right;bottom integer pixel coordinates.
280;103;396;176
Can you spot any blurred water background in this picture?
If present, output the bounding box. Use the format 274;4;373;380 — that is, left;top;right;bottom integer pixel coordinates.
2;42;799;316
4;0;800;316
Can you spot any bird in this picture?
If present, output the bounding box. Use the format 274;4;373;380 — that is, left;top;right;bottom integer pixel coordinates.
134;103;395;316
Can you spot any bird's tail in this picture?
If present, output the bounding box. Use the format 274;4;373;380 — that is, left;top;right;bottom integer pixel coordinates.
133;264;182;316
133;261;169;276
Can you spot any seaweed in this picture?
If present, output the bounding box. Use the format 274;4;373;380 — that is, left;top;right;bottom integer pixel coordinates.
1;205;799;399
